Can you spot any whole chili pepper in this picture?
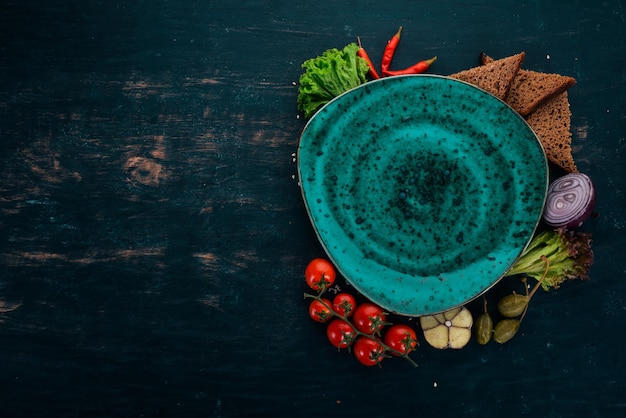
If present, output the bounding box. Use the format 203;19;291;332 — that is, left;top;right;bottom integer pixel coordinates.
356;37;380;79
381;26;402;73
382;56;437;77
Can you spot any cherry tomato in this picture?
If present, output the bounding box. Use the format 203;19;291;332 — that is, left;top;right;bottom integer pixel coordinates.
308;298;333;323
305;258;336;292
383;324;418;355
326;319;356;349
353;337;386;366
332;293;357;317
353;302;387;335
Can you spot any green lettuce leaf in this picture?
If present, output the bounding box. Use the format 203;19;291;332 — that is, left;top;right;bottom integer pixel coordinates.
297;43;370;118
505;227;593;291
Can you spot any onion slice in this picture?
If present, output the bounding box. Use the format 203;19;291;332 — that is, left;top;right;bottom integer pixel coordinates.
543;173;596;228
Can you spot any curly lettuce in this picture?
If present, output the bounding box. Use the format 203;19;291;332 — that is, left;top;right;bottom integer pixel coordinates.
297;43;370;118
505;227;594;290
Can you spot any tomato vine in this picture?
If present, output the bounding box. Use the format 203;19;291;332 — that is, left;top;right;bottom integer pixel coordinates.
303;271;419;367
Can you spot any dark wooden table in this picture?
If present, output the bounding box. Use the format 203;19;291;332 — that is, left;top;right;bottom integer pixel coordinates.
1;1;625;416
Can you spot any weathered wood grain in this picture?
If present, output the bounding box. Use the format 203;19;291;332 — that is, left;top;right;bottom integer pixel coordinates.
0;0;624;416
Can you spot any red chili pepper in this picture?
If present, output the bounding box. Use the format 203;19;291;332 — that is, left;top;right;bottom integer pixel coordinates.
356;37;380;79
381;26;402;73
382;56;437;77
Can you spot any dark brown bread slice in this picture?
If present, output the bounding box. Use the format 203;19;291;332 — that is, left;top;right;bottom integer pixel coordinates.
526;91;578;173
479;52;576;116
448;52;525;99
507;71;576;116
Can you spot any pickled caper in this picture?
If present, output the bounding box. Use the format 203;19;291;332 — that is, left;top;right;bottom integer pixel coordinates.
474;312;493;345
493;319;521;344
484;259;550;345
497;293;530;318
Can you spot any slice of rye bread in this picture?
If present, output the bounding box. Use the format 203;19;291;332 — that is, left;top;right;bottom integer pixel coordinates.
480;53;576;116
526;91;578;173
448;52;525;99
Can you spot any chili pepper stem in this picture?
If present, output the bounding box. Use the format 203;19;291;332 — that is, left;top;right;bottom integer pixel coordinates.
393;26;402;39
425;56;437;65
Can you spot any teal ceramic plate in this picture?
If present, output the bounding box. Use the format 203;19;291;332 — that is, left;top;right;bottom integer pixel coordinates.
298;75;548;316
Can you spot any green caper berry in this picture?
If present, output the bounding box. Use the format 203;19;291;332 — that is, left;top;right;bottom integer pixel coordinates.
493;319;521;344
474;312;493;345
497;293;529;318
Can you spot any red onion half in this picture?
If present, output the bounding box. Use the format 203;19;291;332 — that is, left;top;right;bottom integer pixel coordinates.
543;173;596;228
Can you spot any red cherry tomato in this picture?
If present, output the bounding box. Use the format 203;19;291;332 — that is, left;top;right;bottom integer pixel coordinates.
332;293;357;317
326;319;356;349
305;258;336;292
353;302;387;335
383;324;418;355
308;298;333;323
353;337;386;366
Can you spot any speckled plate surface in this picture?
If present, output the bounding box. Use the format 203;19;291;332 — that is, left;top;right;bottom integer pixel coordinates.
298;75;548;316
